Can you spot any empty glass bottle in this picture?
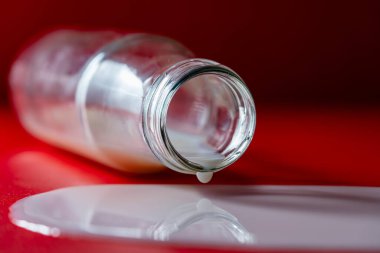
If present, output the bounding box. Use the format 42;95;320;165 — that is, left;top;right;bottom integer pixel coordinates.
10;29;256;183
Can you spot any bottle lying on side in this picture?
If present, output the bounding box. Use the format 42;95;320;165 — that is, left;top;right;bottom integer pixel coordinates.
9;29;256;183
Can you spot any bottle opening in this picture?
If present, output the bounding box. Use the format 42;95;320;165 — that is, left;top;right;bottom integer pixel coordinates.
143;59;255;174
167;73;241;168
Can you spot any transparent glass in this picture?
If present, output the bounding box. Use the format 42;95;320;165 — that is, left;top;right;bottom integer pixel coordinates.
10;30;256;182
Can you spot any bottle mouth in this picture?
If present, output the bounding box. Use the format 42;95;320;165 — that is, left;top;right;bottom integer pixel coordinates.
143;59;256;174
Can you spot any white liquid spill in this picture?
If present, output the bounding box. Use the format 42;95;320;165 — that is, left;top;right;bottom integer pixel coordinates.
9;185;380;250
196;172;213;183
167;130;226;168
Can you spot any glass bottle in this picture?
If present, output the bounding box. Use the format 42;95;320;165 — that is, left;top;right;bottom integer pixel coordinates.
9;29;256;183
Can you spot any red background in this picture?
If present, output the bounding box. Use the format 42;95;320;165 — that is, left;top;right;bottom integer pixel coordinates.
1;1;380;252
1;0;380;105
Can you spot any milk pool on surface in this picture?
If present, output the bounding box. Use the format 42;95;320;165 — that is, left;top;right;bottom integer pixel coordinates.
9;185;380;250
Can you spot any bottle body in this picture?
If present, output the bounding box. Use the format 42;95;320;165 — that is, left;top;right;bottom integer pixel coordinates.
10;30;256;179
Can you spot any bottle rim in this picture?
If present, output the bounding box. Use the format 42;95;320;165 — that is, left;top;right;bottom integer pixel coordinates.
142;58;256;174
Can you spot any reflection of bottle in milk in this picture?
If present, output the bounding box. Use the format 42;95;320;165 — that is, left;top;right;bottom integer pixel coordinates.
148;198;255;244
10;29;256;182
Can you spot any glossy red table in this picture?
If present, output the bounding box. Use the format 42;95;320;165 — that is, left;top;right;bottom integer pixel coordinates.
1;105;379;252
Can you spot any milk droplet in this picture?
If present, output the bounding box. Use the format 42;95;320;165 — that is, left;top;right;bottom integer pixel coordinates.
196;172;213;183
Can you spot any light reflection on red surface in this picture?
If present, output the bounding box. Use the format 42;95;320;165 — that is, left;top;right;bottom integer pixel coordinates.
7;151;105;191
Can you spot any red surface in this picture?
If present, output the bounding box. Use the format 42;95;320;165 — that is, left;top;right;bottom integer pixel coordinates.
1;1;380;252
1;105;380;252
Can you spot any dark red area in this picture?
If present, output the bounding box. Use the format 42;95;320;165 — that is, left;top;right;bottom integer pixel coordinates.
1;0;380;104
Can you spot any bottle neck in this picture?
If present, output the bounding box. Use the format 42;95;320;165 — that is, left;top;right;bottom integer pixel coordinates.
142;59;256;177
